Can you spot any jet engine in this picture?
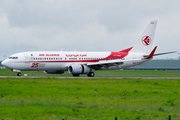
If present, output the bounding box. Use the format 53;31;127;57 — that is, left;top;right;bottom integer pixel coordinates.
44;70;64;74
68;64;91;74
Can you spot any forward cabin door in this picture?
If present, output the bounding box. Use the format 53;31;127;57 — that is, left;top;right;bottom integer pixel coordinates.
24;53;30;64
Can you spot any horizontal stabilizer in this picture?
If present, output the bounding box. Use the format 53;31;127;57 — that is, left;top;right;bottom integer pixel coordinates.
153;51;177;56
144;50;177;58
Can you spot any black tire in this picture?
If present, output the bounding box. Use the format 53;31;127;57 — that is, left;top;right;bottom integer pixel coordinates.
73;74;80;77
87;72;95;77
17;72;21;76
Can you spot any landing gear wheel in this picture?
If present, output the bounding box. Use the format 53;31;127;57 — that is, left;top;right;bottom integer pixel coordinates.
87;72;95;77
73;74;80;77
17;72;21;76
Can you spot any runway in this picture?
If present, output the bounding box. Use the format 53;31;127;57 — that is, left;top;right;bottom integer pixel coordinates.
0;76;180;79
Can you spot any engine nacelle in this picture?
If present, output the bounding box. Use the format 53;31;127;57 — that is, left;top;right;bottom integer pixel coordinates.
68;64;91;74
44;70;64;74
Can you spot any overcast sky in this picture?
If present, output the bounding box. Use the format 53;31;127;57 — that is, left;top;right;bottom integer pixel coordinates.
0;0;180;60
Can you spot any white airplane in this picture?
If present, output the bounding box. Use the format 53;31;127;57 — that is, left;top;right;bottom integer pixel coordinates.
1;20;175;77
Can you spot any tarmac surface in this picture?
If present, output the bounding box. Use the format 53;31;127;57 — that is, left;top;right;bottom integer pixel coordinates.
0;76;180;79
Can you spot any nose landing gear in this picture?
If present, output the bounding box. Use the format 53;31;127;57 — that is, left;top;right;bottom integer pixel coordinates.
17;72;21;76
11;69;21;76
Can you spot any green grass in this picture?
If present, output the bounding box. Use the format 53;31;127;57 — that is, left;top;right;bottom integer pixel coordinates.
1;69;180;77
1;78;180;119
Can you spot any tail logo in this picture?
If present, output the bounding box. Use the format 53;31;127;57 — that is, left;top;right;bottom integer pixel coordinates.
142;36;151;46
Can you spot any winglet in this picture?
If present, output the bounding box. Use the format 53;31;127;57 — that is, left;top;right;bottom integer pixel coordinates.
146;46;157;59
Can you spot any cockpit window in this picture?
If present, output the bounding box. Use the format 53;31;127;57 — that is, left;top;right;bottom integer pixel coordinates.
9;57;18;59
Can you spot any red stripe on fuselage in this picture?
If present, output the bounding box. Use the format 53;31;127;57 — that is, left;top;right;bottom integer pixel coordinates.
106;47;133;59
13;60;104;63
13;58;123;63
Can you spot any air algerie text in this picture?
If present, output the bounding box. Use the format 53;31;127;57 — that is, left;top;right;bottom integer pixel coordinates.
66;54;87;57
39;54;60;56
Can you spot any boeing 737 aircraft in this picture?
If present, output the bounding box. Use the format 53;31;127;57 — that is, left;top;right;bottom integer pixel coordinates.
1;20;175;77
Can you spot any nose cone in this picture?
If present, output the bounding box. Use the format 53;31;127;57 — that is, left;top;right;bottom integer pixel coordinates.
1;60;8;67
1;60;5;66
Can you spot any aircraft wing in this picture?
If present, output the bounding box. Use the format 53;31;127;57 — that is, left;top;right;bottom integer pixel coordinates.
87;60;123;70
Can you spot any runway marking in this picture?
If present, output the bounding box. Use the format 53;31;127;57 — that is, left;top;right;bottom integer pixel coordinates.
0;76;180;79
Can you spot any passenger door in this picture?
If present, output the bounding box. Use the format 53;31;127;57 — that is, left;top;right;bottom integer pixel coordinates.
24;53;30;64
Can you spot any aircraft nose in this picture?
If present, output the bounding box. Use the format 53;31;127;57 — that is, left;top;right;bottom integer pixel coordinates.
1;61;5;66
1;60;8;67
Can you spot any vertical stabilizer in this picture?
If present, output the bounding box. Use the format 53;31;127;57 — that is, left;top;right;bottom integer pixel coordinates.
130;20;158;54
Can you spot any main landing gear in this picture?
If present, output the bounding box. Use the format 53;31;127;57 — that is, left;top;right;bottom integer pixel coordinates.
17;72;21;76
72;72;95;77
87;72;95;77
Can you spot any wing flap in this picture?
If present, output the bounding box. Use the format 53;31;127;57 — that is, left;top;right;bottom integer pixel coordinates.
87;60;124;70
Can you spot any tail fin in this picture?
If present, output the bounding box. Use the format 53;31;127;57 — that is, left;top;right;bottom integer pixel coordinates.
130;20;158;54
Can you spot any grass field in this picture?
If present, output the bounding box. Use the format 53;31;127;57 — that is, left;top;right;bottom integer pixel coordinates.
1;69;180;77
1;77;180;119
